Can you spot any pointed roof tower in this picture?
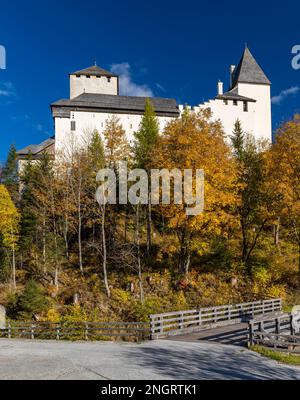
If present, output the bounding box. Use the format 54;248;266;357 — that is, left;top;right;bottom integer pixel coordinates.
70;64;118;78
231;47;271;89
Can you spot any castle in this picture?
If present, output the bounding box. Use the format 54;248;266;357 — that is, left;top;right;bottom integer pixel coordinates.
17;46;272;161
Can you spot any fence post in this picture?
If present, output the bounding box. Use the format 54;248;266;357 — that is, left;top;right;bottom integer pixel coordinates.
228;306;232;321
290;314;295;336
198;310;202;327
180;313;184;330
85;322;89;341
31;324;35;340
149;317;155;340
56;324;60;341
8;323;11;339
248;321;254;347
275;317;280;334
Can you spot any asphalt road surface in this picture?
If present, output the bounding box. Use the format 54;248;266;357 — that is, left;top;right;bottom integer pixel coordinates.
0;339;300;380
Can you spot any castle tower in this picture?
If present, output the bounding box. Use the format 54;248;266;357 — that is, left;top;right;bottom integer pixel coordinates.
230;47;272;142
69;64;119;99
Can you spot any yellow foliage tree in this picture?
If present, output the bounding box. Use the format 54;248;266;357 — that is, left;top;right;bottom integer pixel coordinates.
268;115;300;275
150;110;238;274
0;184;20;289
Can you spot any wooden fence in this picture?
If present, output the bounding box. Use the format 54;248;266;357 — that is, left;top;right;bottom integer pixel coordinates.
0;321;150;342
150;299;282;339
248;312;300;352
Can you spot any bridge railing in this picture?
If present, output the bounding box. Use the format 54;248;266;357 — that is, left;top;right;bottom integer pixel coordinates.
0;321;150;342
248;312;300;352
149;299;282;339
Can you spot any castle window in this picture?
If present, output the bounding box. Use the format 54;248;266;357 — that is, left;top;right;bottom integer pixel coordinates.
107;77;111;83
86;75;90;79
233;100;238;106
223;100;228;105
71;121;76;131
243;101;248;112
76;75;80;78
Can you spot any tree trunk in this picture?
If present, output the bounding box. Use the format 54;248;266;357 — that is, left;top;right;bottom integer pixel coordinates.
102;204;110;298
78;177;83;274
42;208;46;273
274;218;280;246
12;243;16;291
146;196;152;256
136;204;144;304
179;229;190;276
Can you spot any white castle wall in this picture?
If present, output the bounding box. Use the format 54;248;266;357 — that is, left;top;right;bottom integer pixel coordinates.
237;83;272;142
55;111;174;156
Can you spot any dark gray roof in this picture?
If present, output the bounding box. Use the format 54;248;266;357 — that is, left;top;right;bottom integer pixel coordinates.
17;137;55;156
51;93;179;117
216;87;256;102
70;65;117;78
231;47;271;88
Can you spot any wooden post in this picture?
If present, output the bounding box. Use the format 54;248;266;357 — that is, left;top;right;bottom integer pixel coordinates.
275;317;280;334
198;310;202;327
180;313;184;330
85;322;89;341
56;324;60;341
31;324;35;340
228;306;232;321
8;323;11;339
290;315;295;336
149;317;155;340
248;322;254;347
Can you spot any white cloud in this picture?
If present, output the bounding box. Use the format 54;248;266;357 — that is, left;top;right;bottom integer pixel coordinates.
0;89;11;96
0;81;15;97
36;123;43;132
110;63;153;97
272;86;300;105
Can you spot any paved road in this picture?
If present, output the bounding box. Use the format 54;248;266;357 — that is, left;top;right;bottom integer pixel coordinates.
1;339;300;380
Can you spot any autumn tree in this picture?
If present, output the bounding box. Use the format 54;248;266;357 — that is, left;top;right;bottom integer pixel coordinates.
0;185;20;290
268;115;300;276
151;110;237;275
231;121;277;273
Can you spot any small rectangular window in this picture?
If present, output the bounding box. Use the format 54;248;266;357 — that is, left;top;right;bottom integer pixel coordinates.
233;100;238;106
243;101;248;112
86;75;90;79
223;100;228;105
71;121;76;131
76;75;80;78
107;77;111;83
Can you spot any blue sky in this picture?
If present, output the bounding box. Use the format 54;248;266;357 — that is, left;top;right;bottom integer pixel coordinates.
0;0;300;163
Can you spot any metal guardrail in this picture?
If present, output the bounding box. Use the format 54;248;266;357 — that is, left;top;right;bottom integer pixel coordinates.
149;299;282;339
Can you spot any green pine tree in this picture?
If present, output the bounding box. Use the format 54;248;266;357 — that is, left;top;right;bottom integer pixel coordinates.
88;130;106;172
1;144;19;204
231;119;245;160
134;98;159;169
16;280;48;320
